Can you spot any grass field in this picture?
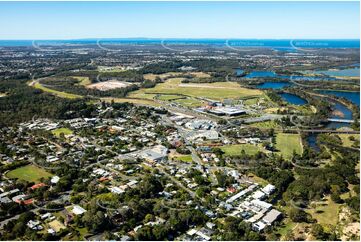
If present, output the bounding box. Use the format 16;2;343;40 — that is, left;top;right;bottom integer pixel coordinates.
52;127;73;137
7;165;52;182
173;155;193;162
221;143;267;156
336;134;360;148
129;78;263;101
174;98;205;107
247;172;269;186
275;133;303;160
33;82;83;99
305;196;340;227
157;94;184;101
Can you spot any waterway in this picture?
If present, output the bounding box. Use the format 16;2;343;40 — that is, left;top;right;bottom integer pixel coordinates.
255;82;293;89
313;67;360;77
317;90;360;107
279;93;307;105
306;133;320;152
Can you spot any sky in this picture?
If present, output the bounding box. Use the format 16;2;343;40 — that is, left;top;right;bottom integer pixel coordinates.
0;1;359;40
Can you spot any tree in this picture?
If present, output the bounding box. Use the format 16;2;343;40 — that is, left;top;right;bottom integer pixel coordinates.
311;224;325;239
289;208;310;223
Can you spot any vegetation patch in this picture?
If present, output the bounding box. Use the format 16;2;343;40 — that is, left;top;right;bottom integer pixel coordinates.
101;97;160;107
221;144;266;156
250;120;280;129
7;165;52;182
73;76;91;86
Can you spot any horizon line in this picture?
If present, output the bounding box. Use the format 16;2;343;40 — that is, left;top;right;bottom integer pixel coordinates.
0;38;360;41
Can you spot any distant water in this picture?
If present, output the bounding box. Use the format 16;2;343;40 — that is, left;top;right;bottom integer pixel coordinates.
235;69;244;76
0;39;360;48
280;93;307;105
245;71;278;78
314;68;360;77
256;82;293;89
318;90;360;107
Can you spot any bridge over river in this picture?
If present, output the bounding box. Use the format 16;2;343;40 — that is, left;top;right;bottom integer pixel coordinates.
327;118;354;123
279;128;359;134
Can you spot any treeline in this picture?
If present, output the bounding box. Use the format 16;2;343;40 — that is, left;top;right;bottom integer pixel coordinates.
0;79;97;126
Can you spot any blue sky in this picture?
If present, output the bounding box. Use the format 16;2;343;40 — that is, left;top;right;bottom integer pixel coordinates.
0;1;359;39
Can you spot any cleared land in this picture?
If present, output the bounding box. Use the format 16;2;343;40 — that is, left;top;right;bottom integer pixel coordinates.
129;78;262;101
7;165;52;182
87;80;132;91
275;133;303;159
52;127;73;137
32;81;82;99
221;144;267;156
48;220;66;232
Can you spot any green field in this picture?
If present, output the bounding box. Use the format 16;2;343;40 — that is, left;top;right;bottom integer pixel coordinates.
173;155;193;162
275;133;303;160
52;127;73;137
128;78;263;101
33;82;82;99
221;143;267;156
305;196;340;227
157;94;184;101
7;165;52;182
336;134;360;148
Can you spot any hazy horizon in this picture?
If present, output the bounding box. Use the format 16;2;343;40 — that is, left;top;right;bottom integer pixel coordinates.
0;1;359;40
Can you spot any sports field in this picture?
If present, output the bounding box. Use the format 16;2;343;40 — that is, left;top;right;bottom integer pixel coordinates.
129;78;263;101
275;133;303;159
7;165;52;182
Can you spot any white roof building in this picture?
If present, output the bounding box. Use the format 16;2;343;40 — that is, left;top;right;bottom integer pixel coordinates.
262;184;276;195
72;205;87;215
51;176;60;184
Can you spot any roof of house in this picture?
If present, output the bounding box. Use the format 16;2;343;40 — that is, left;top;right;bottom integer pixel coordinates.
31;183;46;190
262;209;282;224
